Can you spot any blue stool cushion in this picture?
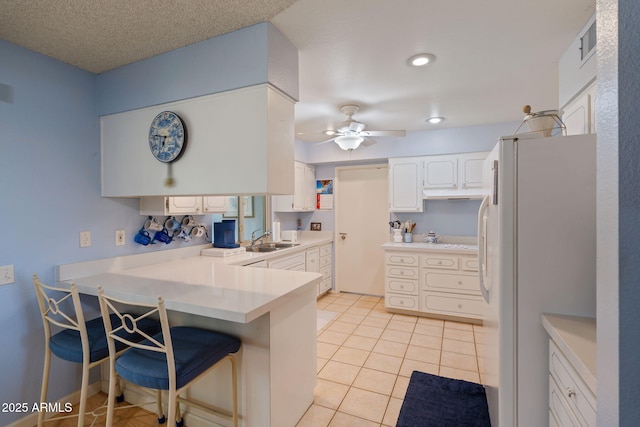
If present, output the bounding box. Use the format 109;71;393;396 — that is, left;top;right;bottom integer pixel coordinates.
49;314;162;364
115;326;241;390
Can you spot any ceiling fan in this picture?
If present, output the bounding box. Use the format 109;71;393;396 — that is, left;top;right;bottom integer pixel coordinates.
314;105;406;151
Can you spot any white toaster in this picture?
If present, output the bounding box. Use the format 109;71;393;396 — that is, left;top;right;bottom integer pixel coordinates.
280;230;298;242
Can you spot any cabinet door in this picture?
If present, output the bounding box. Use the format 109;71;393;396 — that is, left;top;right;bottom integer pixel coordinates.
273;161;314;212
586;82;596;134
203;196;229;213
292;162;306;210
458;153;485;190
563;94;589;136
306;247;320;273
424;156;457;190
167;197;202;214
304;164;316;211
389;159;423;212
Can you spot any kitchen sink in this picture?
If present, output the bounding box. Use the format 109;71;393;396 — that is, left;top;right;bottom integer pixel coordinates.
245;246;280;252
245;242;300;252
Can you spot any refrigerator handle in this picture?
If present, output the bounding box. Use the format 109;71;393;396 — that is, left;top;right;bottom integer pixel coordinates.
477;196;490;303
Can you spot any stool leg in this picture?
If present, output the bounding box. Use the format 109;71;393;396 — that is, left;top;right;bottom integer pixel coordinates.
175;400;183;427
76;358;90;427
231;355;238;427
37;349;51;427
156;390;166;424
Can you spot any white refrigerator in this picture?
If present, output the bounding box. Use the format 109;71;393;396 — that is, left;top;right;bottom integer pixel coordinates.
477;133;597;426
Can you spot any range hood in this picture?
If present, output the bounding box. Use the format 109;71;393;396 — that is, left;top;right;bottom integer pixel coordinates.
422;188;486;200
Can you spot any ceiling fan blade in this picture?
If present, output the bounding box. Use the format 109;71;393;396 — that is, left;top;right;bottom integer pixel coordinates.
296;132;336;142
312;137;337;146
361;130;406;137
361;137;378;147
348;121;366;133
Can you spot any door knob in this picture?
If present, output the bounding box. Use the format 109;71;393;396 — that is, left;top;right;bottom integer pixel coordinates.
339;233;347;240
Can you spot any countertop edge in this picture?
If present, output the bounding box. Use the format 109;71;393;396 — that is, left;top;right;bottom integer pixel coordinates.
541;313;597;395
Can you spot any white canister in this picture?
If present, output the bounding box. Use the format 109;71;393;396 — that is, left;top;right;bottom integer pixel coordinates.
272;221;281;242
393;229;403;243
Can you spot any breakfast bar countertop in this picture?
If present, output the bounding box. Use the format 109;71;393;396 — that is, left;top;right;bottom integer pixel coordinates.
62;256;322;323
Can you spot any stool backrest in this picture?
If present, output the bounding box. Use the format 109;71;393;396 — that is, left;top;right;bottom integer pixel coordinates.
97;287;177;390
33;274;89;360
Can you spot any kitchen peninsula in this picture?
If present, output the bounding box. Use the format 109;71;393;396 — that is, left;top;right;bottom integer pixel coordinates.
57;244;323;427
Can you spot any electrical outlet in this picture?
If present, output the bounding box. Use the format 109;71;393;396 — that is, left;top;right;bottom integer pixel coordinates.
80;231;91;248
115;230;126;246
0;265;14;286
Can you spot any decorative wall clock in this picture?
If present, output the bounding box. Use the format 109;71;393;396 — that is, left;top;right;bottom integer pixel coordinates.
148;111;187;163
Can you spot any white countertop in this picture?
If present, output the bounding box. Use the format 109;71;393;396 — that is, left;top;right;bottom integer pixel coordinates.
57;234;332;324
202;234;334;265
542;313;597;394
68;257;322;323
382;241;478;254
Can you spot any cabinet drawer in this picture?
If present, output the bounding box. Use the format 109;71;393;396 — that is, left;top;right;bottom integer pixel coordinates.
421;292;485;318
268;252;306;270
319;278;332;294
461;256;479;272
549;341;596;427
385;265;419;279
423;272;480;294
549;375;581;427
421;254;458;270
386;252;419;266
319;265;331;280
386;278;418;295
319;244;332;257
385;294;419;310
319;255;331;268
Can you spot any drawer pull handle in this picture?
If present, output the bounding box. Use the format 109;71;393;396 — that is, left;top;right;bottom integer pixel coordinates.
458;280;463;285
458;304;462;309
438;261;442;265
566;387;576;398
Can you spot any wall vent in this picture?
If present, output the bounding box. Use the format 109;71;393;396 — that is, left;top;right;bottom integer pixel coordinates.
580;20;597;62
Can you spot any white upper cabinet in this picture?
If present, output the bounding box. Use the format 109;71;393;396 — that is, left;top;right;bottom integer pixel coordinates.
101;85;295;197
389;158;424;212
203;196;230;213
559;13;597;136
424;156;457;191
422;152;489;199
140;196;229;215
273;161;316;212
563;81;596;136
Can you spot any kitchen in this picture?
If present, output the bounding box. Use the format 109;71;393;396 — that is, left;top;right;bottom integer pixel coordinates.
0;1;636;427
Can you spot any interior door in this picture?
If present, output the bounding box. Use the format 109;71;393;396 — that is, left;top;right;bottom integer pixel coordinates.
335;165;389;296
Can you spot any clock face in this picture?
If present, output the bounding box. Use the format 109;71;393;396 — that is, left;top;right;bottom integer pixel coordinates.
148;111;186;163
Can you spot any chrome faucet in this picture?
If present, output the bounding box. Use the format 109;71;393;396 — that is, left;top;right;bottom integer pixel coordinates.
250;229;271;246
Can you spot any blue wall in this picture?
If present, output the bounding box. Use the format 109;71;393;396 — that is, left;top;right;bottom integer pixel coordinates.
0;22;297;424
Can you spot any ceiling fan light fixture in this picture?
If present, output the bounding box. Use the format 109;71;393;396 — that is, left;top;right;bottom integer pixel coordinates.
408;53;436;67
335;135;364;151
427;116;445;124
324;130;337;136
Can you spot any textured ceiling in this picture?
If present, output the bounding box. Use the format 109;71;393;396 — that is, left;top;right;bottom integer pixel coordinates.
0;0;297;73
0;0;597;138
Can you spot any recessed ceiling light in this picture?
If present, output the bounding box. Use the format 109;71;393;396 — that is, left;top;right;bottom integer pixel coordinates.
408;53;436;67
427;116;445;124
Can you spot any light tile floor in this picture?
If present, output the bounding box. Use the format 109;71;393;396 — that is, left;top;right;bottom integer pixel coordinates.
297;292;485;427
43;292;485;427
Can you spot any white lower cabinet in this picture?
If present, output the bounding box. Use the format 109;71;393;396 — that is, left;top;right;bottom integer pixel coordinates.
384;248;483;321
267;252;306;271
318;243;333;296
384;251;420;311
548;340;596;427
266;242;333;297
